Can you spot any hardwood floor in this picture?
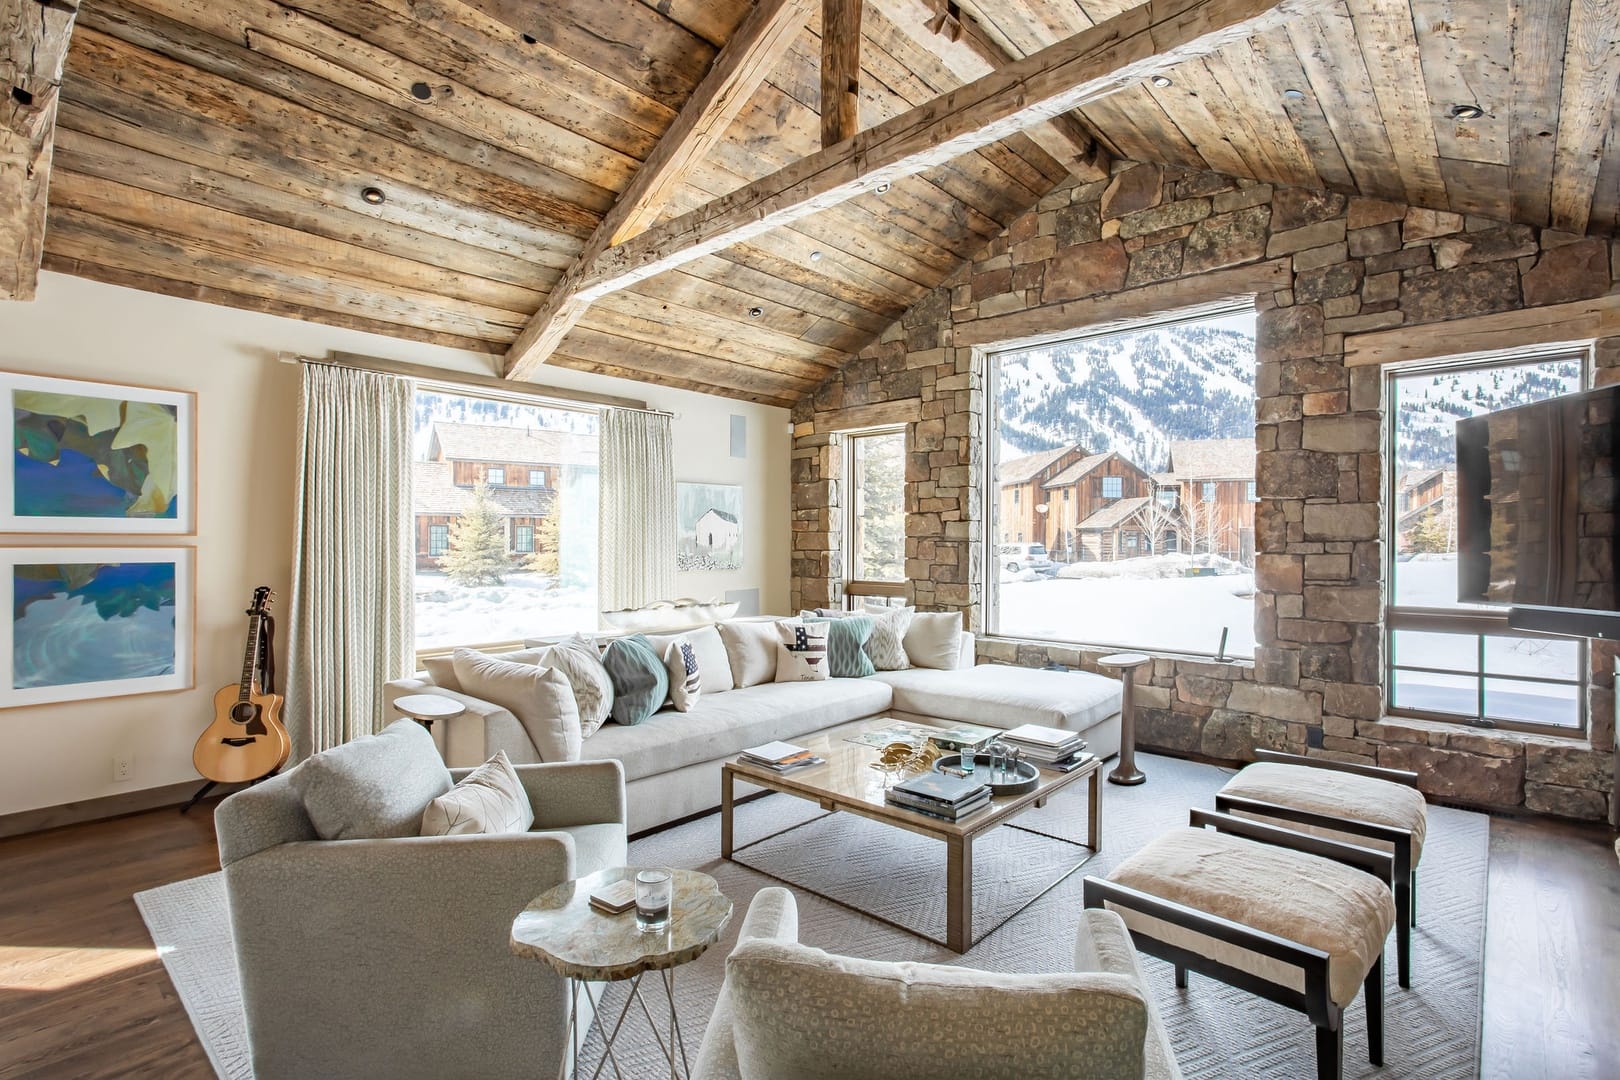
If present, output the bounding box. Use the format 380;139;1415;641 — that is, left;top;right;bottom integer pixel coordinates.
1;802;1614;1078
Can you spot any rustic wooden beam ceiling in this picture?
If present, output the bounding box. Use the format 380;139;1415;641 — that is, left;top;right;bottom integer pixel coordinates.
2;0;78;301
820;0;863;146
503;0;815;380
542;0;1316;312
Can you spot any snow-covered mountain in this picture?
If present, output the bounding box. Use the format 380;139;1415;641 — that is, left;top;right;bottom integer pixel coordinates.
997;315;1585;474
997;317;1256;473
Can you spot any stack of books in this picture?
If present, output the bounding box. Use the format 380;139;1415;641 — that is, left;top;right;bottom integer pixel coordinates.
1002;724;1093;771
885;771;991;822
740;741;824;772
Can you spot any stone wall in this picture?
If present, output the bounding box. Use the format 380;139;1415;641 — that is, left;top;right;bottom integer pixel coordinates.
791;159;1620;820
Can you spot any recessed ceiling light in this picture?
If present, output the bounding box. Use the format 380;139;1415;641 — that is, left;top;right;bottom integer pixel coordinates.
1150;75;1173;88
361;187;386;205
809;250;824;262
1282;88;1306;100
1448;103;1484;120
748;307;763;318
874;181;891;194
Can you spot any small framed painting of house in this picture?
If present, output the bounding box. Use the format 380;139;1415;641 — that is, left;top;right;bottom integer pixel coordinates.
0;547;195;707
677;483;743;572
1;370;196;534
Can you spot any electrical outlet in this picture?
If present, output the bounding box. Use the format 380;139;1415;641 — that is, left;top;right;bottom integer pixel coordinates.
113;755;133;783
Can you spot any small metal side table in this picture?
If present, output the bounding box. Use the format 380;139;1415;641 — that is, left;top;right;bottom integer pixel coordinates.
1098;652;1153;786
511;867;732;1080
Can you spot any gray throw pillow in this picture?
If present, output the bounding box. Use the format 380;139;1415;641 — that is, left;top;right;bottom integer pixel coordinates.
601;634;669;725
289;719;453;841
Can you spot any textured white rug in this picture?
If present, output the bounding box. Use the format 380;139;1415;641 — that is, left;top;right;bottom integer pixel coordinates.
136;753;1488;1079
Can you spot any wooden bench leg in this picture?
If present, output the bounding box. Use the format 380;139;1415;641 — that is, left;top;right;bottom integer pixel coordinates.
1394;875;1412;989
1174;963;1188;989
1315;1021;1343;1080
1410;870;1418;926
1365;955;1385;1066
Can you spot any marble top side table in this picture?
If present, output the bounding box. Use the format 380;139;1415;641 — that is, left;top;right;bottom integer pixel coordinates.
512;867;732;1080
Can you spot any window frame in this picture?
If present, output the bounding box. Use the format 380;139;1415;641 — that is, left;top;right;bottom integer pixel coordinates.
1382;349;1592;737
513;524;535;554
843;425;908;600
428;523;449;557
1101;475;1123;500
528;468;546;487
486;466;506;485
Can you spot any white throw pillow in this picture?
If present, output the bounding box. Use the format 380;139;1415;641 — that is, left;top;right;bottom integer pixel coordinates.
536;634;615;738
904;610;964;670
425;646;543;694
451;648;582;762
775;620;830;682
719;620;780;687
420;750;534;836
865;606;914;671
663;634;704;711
685;625;734;694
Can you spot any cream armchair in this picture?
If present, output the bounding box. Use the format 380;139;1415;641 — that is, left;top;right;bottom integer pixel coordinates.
214;726;627;1080
692;888;1181;1080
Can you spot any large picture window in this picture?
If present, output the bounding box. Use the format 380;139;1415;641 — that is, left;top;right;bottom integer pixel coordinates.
845;429;906;603
1386;354;1587;734
988;308;1257;657
413;390;599;649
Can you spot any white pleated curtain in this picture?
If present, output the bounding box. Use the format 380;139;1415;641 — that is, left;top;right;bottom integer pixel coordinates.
598;407;676;613
287;364;416;760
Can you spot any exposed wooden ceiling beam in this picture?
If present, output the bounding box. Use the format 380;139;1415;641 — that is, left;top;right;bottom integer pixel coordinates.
504;0;815;380
2;0;78;301
821;0;863;146
879;0;1109;181
554;0;1315;317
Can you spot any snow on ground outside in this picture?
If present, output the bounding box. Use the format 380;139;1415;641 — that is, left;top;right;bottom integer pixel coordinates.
415;572;595;648
998;574;1258;658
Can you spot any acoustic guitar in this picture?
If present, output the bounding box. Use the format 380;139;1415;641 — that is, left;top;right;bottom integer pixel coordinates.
193;586;290;785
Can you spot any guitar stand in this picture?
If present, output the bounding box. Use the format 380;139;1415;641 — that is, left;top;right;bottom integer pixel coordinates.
180;770;278;815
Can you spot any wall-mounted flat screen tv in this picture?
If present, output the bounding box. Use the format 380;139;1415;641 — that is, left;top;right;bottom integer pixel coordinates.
1456;385;1620;634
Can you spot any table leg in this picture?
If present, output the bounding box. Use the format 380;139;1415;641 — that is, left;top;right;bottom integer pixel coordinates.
720;766;734;860
1109;669;1147;786
946;834;973;953
1088;766;1102;852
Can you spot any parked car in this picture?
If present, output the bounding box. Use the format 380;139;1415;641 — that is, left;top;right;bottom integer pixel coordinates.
999;542;1055;575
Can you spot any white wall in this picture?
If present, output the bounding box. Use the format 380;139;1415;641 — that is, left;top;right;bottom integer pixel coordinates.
0;272;790;816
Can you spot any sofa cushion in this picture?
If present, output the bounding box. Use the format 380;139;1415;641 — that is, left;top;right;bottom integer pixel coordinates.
454;649;583;763
420;750;534;836
903;610;963;670
775;621;830;683
536;635;615;738
664;634;704;712
719;620;780;687
872;664;1121;734
289;719;453;841
578;679;893;781
866;607;913;671
724;938;1149;1080
807;615;876;678
602;635;669;726
425;646;544;694
1219;761;1429;864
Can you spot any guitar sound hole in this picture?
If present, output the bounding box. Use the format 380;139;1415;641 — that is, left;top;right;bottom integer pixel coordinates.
231;702;259;724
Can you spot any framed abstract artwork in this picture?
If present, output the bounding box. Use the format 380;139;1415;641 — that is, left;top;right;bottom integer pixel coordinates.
0;547;195;707
676;482;743;572
1;371;196;534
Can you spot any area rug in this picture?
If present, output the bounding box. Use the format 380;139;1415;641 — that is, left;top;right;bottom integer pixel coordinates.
135;753;1488;1078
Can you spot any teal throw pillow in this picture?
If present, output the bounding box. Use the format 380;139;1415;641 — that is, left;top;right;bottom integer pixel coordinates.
601;634;669;725
808;616;876;678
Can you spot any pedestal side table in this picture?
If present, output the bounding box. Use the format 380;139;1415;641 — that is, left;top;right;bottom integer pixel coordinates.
393;693;464;733
1098;652;1152;786
511;867;732;1080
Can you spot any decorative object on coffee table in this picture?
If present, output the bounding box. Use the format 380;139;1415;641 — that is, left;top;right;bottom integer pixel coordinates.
511;866;732;1080
1097;653;1152;785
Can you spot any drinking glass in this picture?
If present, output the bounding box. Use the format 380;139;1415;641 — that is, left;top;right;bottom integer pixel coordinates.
635;869;672;933
989;740;1008;782
960;741;976;775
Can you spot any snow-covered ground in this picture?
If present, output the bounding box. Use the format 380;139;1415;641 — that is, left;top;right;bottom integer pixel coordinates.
997;572;1258;658
414;572;596;649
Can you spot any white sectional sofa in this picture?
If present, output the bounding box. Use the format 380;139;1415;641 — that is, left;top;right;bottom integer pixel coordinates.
385;626;1124;835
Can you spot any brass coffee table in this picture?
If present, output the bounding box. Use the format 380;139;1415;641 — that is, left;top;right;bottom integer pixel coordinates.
721;717;1101;953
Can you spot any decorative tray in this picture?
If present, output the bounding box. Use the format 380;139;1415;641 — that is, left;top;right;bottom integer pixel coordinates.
932;755;1039;796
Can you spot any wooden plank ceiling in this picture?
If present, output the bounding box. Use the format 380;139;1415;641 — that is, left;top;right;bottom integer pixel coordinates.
33;0;1620;407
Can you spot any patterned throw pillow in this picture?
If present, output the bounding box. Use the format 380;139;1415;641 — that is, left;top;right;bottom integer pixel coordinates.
806;616;875;678
538;634;615;738
663;634;703;712
774;620;830;682
601;634;669;726
865;607;914;671
420;751;534;836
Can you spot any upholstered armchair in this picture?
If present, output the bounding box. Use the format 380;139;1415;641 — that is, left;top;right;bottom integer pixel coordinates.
692;888;1181;1080
214;721;627;1080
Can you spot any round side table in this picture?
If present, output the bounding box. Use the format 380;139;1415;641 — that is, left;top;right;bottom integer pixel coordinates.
1098;652;1152;786
511;867;732;1080
393;693;465;734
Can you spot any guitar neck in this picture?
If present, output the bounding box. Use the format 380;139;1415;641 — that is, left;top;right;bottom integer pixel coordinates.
238;613;260;702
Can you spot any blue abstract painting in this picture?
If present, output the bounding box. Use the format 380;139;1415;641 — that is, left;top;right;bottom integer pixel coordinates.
12;561;178;690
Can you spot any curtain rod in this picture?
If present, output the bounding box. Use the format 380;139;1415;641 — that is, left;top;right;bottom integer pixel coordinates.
277;351;676;418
